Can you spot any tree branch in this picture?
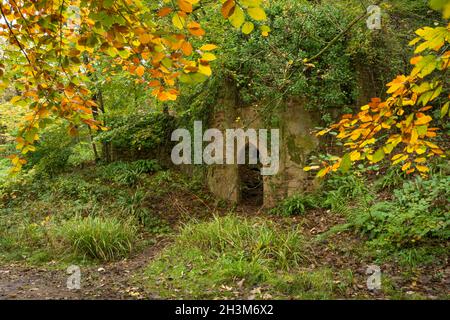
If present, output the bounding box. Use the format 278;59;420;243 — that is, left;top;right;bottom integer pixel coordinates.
304;0;383;64
0;3;34;71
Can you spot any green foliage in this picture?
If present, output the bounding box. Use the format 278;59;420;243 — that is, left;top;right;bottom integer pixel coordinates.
50;175;100;202
211;1;357;113
322;174;373;214
25;125;75;177
351;175;450;247
98;159;161;186
97;112;176;152
374;166;407;191
0;163;180;264
270;193;322;216
56;216;137;261
175;0;430;127
117;189;170;233
67;142;96;167
179;215;305;269
144;215;307;298
0;157;10;186
0;217;53;263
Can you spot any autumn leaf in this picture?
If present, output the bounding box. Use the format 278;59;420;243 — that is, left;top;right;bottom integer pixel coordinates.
178;0;193;13
247;7;267;21
199;44;218;51
136;66;145;77
221;0;236;19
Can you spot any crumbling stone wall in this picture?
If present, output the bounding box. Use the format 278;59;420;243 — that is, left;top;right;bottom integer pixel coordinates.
206;84;320;208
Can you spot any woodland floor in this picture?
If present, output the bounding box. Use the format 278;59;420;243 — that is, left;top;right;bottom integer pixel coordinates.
0;166;448;300
0;202;448;300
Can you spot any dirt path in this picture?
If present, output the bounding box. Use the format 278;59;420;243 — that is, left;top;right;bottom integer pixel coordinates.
0;241;169;300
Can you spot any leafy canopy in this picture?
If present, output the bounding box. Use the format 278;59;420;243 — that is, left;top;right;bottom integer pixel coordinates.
0;0;269;171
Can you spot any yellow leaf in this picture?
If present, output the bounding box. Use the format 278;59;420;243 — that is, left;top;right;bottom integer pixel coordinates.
172;13;186;29
361;105;369;111
316;167;330;178
10;96;22;104
260;25;271;37
201;53;217;61
242;22;254;34
247;7;267;21
229;6;245;29
350;151;361;161
372;148;385;163
303;166;319;171
415;145;427;155
199;44;218;51
416;165;429;173
424;141;439;149
410;127;418;144
441;101;449;118
402;161;411;171
198;64;212;76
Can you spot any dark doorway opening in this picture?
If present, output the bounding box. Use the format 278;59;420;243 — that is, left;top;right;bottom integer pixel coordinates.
238;144;263;206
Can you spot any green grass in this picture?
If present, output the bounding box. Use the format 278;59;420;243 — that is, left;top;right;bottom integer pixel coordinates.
55;216;138;261
142;215;350;299
269;193;322;216
269;269;336;299
0;161;178;265
178;215;305;270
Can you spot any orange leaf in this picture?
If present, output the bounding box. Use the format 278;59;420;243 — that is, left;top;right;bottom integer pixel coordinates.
188;21;205;36
139;33;152;45
136;65;145;77
178;0;193;13
157;7;172;17
410;56;422;65
181;41;193;56
221;0;236;18
148;80;160;87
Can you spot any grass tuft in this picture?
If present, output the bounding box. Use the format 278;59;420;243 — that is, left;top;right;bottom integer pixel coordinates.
56;216;137;261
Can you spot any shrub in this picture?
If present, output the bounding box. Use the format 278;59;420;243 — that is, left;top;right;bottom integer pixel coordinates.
374;166;407;191
50;175;96;202
67;142;96;167
132;159;162;173
96;112;176;152
56;216;137;261
25;125;75;177
350;175;450;247
117;190;169;233
322;174;373;214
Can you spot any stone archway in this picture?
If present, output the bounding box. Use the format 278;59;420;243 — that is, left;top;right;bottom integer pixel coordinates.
238;143;263;206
